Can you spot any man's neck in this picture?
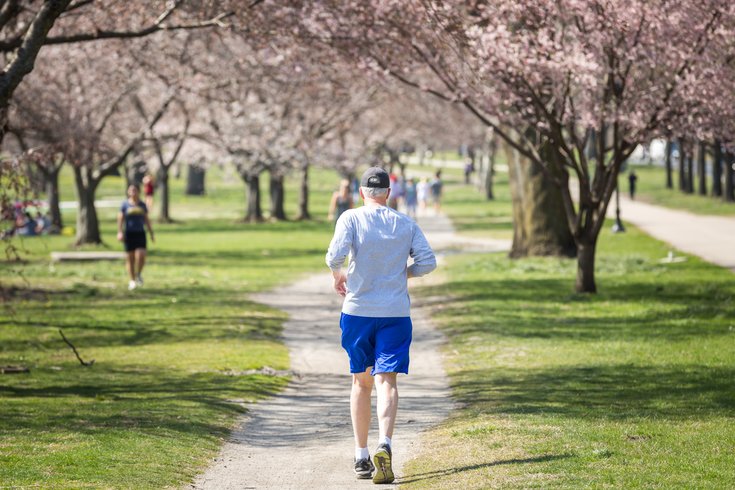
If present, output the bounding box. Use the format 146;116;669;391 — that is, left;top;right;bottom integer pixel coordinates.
363;199;387;208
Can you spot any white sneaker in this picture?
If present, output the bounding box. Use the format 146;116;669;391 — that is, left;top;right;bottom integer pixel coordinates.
128;280;137;290
136;275;144;286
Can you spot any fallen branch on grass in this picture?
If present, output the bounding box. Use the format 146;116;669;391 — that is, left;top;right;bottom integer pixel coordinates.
59;329;95;366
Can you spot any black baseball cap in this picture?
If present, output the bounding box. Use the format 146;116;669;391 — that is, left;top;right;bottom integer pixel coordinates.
360;167;390;188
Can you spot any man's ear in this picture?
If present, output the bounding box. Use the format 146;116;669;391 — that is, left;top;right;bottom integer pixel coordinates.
385;188;391;200
359;187;364;200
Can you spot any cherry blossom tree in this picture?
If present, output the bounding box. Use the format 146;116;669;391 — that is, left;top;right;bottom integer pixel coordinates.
181;29;381;222
294;0;735;292
132;95;190;223
0;1;258;246
11;76;71;233
13;42;174;245
0;0;239;147
291;1;575;260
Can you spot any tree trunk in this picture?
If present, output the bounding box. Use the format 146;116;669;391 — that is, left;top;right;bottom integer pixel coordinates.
296;164;310;221
686;145;694;194
712;141;722;197
507;145;576;258
0;106;7;150
244;174;263;223
73;169;102;246
158;167;172;223
46;165;63;233
269;173;287;221
725;151;735;203
485;143;496;200
665;140;673;189
186;164;206;196
575;236;597;294
678;139;687;191
697;141;707;196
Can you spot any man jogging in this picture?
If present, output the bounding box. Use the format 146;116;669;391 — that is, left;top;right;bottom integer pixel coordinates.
325;166;436;484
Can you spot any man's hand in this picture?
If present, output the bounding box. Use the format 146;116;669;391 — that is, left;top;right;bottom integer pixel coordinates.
332;270;347;297
117;231;124;242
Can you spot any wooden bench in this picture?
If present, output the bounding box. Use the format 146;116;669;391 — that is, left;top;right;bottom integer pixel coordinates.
50;252;127;262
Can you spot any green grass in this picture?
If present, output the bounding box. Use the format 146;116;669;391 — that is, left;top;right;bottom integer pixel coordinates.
404;180;735;489
441;172;513;241
630;165;735;216
1;166;343;488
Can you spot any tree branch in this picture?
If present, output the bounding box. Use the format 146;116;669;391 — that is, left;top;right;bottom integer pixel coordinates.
41;11;234;46
96;93;174;180
59;328;95;366
0;0;19;31
0;0;73;108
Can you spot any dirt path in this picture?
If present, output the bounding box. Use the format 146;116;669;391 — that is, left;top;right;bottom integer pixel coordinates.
192;213;509;489
611;196;735;272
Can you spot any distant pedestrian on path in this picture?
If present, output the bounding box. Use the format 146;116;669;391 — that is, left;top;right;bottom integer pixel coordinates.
417;177;429;212
117;184;155;291
328;178;353;223
404;178;418;219
325;166;436;484
628;170;638;200
429;170;443;214
464;159;473;184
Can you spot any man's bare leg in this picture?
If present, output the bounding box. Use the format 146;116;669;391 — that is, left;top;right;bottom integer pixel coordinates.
375;372;398;440
373;371;398;483
351;368;374;449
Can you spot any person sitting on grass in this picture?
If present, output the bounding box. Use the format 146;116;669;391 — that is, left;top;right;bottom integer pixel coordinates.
117;184;154;291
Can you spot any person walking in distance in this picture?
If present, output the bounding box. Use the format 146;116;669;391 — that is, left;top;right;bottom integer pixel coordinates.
142;174;155;211
328;178;354;223
429;170;443;214
416;177;429;212
325;166;437;484
628;170;638;200
117;184;155;290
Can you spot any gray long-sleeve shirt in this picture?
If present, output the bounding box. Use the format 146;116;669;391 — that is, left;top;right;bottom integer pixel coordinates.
325;205;436;317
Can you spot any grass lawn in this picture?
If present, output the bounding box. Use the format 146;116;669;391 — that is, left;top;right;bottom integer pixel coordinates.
1;166;342;488
404;178;735;488
629;165;735;216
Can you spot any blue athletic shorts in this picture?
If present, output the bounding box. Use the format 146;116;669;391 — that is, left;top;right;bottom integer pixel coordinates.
340;313;412;375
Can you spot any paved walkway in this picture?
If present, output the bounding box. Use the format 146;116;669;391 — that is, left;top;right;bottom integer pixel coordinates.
612;196;735;272
192;214;510;489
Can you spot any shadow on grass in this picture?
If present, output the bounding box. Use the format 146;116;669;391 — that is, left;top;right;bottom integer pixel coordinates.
0;283;286;351
0;368;286;438
397;454;571;485
419;275;734;341
453;364;735;420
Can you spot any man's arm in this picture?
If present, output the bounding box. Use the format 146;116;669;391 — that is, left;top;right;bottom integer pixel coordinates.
332;269;347;297
325;213;352;296
407;225;436;278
